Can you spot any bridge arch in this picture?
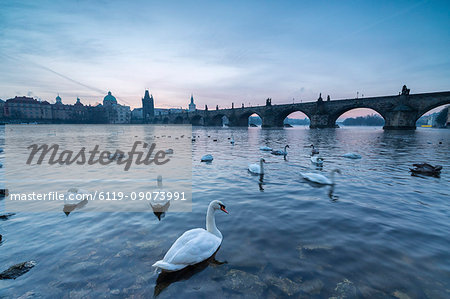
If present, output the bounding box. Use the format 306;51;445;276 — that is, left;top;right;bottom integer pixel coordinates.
416;100;450;123
162;117;169;124
416;103;450;126
208;114;229;126
330;106;387;127
190;115;204;126
235;111;263;127
277;108;312;127
174;116;184;124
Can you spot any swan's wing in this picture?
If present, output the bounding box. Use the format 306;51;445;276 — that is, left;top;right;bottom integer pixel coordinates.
248;164;260;173
163;229;221;267
302;173;328;184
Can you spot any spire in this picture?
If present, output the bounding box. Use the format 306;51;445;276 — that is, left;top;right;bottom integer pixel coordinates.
190;94;194;104
144;90;150;100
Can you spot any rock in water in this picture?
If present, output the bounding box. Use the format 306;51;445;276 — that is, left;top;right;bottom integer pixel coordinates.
0;261;36;279
0;213;16;220
329;279;357;299
0;189;9;197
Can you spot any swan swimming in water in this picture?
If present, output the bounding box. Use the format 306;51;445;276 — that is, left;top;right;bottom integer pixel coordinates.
343;152;362;159
248;158;266;175
310;155;324;166
149;175;170;221
259;146;272;151
271;145;289;156
153;200;228;272
300;169;341;185
201;154;214;162
310;144;319;155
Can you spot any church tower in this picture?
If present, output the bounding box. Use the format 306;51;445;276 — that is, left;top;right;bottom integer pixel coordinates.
142;90;155;122
189;94;196;112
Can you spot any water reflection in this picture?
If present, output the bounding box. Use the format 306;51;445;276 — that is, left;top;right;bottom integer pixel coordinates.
63;199;88;216
62;188;89;216
154;250;225;297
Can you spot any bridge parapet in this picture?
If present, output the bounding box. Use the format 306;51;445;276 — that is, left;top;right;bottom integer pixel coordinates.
159;91;450;129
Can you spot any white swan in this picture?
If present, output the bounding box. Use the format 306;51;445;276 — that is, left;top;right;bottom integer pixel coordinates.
248;158;266;174
271;145;289;156
259;146;272;151
343;152;361;159
149;175;171;220
153;200;228;271
301;169;341;185
201;154;214;162
310;155;324;166
310;144;319;155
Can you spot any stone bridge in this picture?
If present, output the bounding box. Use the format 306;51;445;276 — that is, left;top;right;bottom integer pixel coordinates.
150;91;450;129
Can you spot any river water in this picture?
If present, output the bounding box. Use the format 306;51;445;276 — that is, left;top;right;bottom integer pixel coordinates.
0;125;449;298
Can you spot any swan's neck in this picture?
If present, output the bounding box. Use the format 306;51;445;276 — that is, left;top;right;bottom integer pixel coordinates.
206;205;222;239
330;171;337;184
260;160;264;174
284;146;288;153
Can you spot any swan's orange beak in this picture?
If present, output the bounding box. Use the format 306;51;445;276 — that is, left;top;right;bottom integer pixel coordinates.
220;206;229;214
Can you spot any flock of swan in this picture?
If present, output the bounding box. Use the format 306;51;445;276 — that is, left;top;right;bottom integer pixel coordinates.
153;140;363;272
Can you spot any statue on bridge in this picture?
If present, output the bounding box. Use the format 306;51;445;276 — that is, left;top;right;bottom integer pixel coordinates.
401;85;410;95
317;93;323;102
216;105;219;110
232;102;234;109
242;103;244;108
266;98;272;106
327;95;330;101
205;104;208;111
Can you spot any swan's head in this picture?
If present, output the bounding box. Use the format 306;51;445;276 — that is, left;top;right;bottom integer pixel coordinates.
210;200;228;214
260;158;266;163
332;169;341;174
285;145;290;148
310;144;314;148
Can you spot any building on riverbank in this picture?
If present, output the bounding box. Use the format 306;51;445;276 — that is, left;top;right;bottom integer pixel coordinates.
0;93;129;124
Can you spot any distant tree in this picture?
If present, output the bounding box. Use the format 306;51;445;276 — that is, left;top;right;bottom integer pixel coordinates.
342;114;385;126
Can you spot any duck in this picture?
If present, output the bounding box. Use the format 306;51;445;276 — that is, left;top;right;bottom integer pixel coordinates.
271;145;289;156
165;149;174;154
310;144;319;155
342;152;362;159
201;154;214;162
410;163;442;176
248;158;266;175
310;155;324;166
300;169;341;185
259;146;272;151
153;200;228;272
230;137;235;145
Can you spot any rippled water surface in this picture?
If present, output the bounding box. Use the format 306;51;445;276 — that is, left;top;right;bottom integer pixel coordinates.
0;125;449;298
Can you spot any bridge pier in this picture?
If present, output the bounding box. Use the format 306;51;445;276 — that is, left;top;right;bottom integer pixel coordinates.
309;114;335;128
383;109;417;130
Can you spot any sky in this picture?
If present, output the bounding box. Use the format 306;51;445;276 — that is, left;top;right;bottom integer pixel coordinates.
0;0;449;118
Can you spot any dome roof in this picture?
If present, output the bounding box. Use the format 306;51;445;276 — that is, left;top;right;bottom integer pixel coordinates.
103;91;117;104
